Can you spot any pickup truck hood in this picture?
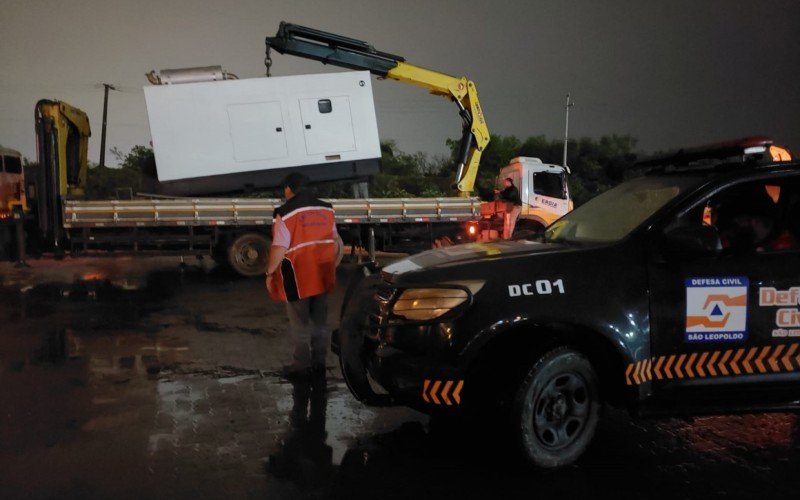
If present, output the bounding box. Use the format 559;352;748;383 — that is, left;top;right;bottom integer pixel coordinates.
382;239;575;278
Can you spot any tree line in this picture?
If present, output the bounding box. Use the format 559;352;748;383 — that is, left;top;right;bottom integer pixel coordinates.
78;134;640;205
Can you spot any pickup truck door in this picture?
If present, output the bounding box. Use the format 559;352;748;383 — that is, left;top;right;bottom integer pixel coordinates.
647;173;800;411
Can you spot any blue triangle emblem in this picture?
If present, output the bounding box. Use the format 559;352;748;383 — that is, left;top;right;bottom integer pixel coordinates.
710;304;723;316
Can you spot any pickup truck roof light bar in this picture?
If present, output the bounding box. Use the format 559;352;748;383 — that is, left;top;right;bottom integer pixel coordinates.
636;136;793;171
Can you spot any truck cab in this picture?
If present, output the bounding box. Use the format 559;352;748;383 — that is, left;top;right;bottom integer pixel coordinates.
503;157;572;229
472;157;572;239
335;138;798;468
0;146;25;220
0;146;25;260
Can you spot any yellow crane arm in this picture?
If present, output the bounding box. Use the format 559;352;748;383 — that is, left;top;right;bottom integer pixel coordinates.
386;62;489;194
35;100;92;197
266;22;490;196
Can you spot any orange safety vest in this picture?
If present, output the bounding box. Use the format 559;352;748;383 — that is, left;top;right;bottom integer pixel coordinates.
268;193;337;302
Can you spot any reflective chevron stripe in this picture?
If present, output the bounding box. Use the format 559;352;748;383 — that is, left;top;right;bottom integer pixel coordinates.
422;379;464;405
625;343;800;386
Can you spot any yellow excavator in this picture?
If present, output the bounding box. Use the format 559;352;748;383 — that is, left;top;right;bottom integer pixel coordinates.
34;100;92;197
0;101;90;260
265;22;490;197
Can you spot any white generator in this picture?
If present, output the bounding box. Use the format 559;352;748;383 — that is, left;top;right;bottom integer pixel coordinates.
144;70;381;195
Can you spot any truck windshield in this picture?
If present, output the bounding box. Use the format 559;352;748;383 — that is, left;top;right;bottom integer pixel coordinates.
544;175;699;243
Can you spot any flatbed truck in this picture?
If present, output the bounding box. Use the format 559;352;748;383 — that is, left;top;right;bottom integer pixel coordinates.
2;22;572;275
1;100;480;276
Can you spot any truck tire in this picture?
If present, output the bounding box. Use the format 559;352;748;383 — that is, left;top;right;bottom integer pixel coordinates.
514;346;600;468
227;232;271;277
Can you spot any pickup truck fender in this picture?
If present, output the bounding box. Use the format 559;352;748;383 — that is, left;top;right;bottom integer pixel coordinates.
457;313;650;404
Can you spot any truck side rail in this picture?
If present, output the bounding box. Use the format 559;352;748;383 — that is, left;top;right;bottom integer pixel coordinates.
62;197;481;228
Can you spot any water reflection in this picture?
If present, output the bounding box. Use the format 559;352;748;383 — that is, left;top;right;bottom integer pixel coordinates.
33;328;77;364
269;374;334;495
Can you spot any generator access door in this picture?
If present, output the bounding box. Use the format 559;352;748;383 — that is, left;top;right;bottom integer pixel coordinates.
299;96;356;156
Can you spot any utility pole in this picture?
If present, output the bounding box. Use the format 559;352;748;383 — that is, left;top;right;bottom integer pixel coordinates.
99;83;117;168
563;93;574;169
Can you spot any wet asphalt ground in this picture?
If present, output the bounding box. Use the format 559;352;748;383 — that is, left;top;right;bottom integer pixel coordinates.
1;255;799;499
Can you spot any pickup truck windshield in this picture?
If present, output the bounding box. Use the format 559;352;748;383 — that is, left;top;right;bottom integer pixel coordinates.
545;175;699;243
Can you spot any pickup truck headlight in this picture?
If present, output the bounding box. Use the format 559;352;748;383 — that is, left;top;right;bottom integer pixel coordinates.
391;280;485;321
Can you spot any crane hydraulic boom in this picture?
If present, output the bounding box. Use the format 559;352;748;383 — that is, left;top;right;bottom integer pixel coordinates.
265;22;490;196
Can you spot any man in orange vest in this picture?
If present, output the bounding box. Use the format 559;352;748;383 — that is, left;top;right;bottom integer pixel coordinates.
266;173;342;379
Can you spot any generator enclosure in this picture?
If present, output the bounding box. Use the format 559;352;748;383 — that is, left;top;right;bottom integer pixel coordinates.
144;71;381;195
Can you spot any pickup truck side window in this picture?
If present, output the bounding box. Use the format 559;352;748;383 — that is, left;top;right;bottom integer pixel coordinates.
670;178;799;254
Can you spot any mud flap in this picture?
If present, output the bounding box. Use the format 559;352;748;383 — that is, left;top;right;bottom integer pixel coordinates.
337;265;396;407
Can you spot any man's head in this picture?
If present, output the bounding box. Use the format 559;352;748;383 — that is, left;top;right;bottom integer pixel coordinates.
504;177;514;188
715;188;777;250
281;173;310;199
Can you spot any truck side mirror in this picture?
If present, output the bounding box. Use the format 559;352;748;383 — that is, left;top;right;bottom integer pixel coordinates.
662;224;722;258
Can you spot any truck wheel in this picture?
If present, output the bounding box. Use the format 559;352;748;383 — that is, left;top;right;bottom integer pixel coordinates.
227;232;270;277
514;347;600;468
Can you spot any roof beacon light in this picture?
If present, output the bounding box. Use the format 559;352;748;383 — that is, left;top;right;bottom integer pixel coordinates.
769;145;792;162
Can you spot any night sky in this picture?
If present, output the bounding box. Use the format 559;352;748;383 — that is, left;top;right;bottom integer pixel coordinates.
2;0;799;165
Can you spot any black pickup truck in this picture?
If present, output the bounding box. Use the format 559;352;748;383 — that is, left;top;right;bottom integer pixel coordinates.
335;138;799;468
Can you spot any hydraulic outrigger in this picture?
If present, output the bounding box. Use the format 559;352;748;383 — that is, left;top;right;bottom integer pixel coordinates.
265;22;490;197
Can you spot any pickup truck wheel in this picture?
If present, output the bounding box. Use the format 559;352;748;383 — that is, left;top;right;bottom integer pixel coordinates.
227;232;270;277
514;347;600;468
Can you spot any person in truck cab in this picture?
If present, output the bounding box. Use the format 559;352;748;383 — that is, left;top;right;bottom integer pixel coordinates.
710;183;797;252
494;177;522;239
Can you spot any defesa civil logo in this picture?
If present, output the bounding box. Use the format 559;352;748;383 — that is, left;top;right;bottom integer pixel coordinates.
685;277;749;343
